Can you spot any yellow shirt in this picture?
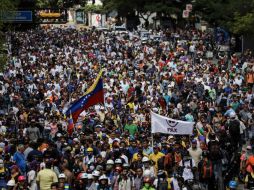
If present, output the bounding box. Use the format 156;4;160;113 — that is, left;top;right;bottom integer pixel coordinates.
149;152;165;172
245;172;254;183
127;102;135;113
36;169;58;190
167;178;172;189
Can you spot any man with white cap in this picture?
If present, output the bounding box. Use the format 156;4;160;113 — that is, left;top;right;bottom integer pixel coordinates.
86;174;96;190
227;112;241;151
36;159;58;190
58;173;70;190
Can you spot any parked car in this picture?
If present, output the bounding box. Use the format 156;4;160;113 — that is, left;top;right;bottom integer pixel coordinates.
96;27;110;34
113;26;128;34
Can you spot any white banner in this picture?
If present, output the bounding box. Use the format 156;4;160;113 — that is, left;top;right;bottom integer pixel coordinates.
91;14;101;27
151;112;195;135
182;10;189;18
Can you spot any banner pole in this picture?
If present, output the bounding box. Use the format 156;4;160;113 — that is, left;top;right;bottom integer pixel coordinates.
151;133;154;148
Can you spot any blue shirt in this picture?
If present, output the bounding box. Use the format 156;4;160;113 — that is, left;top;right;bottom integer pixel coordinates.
143;147;153;155
224;108;236;117
128;147;138;158
13;151;26;173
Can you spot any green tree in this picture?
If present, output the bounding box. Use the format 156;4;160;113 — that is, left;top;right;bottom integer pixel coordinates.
0;0;18;71
35;0;88;8
193;0;254;35
102;0;189;27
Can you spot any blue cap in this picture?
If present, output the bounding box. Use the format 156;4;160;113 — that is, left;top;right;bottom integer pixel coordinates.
229;181;237;188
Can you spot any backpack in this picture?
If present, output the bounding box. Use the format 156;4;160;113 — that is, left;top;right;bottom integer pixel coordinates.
200;160;213;179
157;178;168;190
229;119;240;137
158;154;175;171
209;141;222;160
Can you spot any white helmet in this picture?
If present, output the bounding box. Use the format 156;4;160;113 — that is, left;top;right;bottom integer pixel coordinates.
87;174;94;179
123;163;129;168
115;158;122;164
229;112;236;119
142;157;149;162
92;170;100;177
81;173;88;179
7;180;15;187
99;175;108;181
143;169;151;177
106;159;114;165
59;173;66;179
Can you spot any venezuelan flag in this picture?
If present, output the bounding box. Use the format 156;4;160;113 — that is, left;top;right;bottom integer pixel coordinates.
66;70;104;123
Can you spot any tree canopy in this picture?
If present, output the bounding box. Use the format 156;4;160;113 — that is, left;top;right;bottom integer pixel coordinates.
102;0;188;18
102;0;254;35
193;0;254;35
0;0;18;71
35;0;88;8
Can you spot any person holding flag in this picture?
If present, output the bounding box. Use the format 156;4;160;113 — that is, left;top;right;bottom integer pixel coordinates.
65;70;104;134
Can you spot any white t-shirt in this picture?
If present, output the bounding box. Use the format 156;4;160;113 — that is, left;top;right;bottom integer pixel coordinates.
179;158;195;181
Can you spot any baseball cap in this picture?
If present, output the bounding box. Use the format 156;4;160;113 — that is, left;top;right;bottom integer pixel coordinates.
59;173;66;179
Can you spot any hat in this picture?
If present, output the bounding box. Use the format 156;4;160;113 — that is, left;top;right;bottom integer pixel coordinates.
142;157;149;162
168;136;174;140
115;159;122;164
95;125;102;128
87;174;94;179
18;176;26;181
59;173;66;179
92;170;100;177
191;139;197;144
99;175;108;181
229;112;236;119
7;180;15;187
81;173;88;179
87;147;93;152
106;159;114;165
123;163;130;168
247;146;252;150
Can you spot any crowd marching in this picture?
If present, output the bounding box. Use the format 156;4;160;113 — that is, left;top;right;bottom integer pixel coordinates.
0;25;254;190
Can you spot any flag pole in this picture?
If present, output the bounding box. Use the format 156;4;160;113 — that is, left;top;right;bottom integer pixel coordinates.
150;110;154;147
151;133;154;148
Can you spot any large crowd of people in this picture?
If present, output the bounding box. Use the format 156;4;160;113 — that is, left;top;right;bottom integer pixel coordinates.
0;24;253;190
